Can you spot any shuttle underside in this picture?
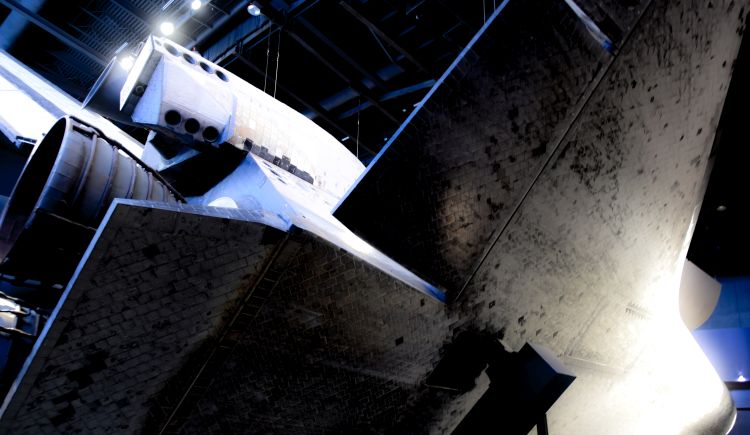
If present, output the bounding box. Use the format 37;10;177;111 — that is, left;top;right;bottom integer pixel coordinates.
0;0;745;433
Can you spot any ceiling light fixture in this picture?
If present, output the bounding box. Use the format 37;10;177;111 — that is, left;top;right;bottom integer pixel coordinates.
119;55;135;71
160;21;175;36
191;0;202;10
247;3;261;16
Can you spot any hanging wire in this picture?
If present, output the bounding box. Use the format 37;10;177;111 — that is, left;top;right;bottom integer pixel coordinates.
263;25;272;93
356;97;361;159
273;31;281;99
483;0;487;23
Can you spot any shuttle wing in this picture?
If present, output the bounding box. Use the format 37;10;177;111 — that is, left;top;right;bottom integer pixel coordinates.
0;0;746;433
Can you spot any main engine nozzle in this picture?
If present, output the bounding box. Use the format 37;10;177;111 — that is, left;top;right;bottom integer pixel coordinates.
0;117;180;282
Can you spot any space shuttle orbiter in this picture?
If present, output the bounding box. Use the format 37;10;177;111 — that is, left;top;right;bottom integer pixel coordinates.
0;0;743;430
86;35;449;302
0;35;446;303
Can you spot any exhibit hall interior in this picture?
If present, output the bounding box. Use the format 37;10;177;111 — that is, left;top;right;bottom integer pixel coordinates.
0;0;749;433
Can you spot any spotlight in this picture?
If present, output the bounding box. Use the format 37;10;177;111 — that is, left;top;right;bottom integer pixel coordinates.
247;3;261;16
160;21;175;36
119;55;135;71
190;0;202;10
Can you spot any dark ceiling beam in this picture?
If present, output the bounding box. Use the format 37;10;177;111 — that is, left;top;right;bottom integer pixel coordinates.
252;0;400;125
67;23;111;60
338;1;431;76
440;22;468;49
0;0;44;51
34;63;87;98
232;52;377;157
405;0;428;16
204;1;317;62
0;0;108;67
188;13;212;30
209;20;273;64
379;79;436;101
296;16;388;90
286;32;400;124
47;50;98;82
77;5;139;44
209;2;230;16
338;79;435;120
110;0;151;29
433;0;477;33
188;1;253;50
78;6;112;27
727;381;750;391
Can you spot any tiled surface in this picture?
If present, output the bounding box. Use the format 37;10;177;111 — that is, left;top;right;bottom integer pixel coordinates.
166;0;744;432
0;203;283;434
335;0;650;294
166;231;454;434
161;1;745;432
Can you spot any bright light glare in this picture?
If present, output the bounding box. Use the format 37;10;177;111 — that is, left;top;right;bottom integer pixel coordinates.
247;3;261;16
160;21;175;35
118;55;135;71
738;374;747;382
207;196;238;209
190;0;202;10
565;224;735;434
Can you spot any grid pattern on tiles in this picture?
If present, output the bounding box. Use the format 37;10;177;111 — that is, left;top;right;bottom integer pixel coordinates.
335;0;652;294
163;0;745;433
0;204;283;434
